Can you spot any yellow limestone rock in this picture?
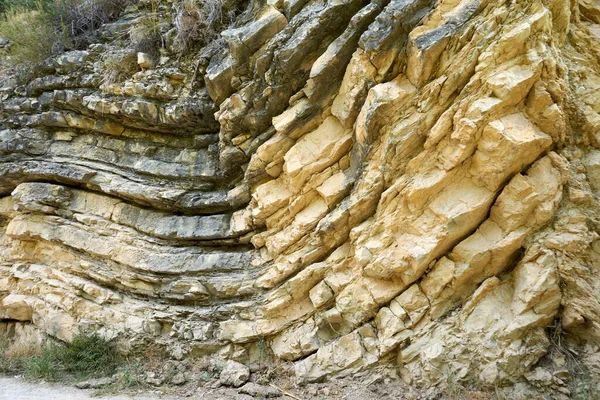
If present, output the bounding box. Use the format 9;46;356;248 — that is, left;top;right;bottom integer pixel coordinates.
0;294;33;321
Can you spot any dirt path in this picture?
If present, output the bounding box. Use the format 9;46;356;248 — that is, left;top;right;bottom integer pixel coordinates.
0;376;186;400
0;375;307;400
0;374;418;400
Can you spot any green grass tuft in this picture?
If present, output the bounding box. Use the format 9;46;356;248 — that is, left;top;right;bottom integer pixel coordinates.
23;334;119;381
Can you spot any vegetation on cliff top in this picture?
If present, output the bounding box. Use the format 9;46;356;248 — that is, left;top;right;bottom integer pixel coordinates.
0;0;134;71
0;0;243;83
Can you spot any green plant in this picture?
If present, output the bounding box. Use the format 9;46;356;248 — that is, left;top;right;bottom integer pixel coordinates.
23;333;119;381
93;361;150;396
0;0;48;14
0;6;56;65
0;339;21;373
0;0;135;76
199;370;211;382
93;341;174;396
62;333;118;376
22;349;61;380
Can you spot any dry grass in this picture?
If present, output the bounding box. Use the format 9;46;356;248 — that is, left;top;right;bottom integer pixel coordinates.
172;0;233;53
0;0;39;14
130;14;162;56
94;341;169;396
0;0;135;76
100;49;139;85
47;0;136;49
546;319;600;400
0;7;56;65
1;333;171;396
0;336;40;374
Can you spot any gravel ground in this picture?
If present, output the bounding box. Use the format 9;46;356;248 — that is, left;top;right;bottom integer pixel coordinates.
0;374;444;400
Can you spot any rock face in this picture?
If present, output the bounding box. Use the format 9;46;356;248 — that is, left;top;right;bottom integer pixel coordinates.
219;360;250;387
1;0;600;395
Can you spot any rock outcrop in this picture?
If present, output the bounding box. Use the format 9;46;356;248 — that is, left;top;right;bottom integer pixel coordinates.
1;0;600;396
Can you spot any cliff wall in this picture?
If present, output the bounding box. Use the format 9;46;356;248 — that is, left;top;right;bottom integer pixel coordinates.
1;0;600;395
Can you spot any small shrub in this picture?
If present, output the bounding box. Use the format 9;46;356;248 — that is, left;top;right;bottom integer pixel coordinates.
0;7;56;65
93;361;150;396
61;333;118;376
100;49;139;85
44;0;137;49
0;0;135;75
129;14;162;56
0;333;43;374
23;333;119;381
172;0;232;53
22;349;61;380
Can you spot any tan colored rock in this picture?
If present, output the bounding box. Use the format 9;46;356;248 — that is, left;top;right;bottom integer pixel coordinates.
137;53;155;70
584;150;600;191
271;317;320;360
283;116;350;187
0;294;33;321
470;113;553;190
331;50;377;128
487;64;540;103
219;360;250;387
309;281;334;309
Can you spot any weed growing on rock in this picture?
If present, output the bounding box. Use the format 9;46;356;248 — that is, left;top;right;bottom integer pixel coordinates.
546;319;600;400
173;0;221;51
47;0;136;49
93;361;151;396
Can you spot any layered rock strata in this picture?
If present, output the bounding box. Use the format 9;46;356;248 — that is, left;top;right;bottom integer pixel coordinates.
1;0;600;394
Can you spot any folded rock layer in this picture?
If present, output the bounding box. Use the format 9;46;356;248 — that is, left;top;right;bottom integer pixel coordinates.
1;0;600;394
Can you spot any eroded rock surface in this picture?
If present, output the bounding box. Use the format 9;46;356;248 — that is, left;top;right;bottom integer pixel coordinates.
1;0;600;396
